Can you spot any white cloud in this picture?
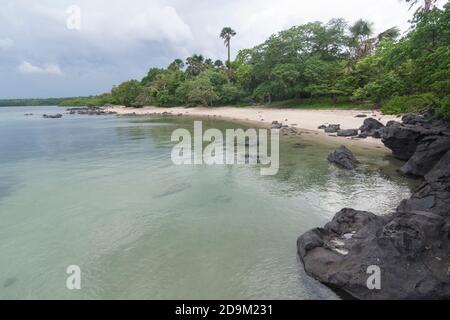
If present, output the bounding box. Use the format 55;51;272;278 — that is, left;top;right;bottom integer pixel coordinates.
18;61;63;75
0;38;14;50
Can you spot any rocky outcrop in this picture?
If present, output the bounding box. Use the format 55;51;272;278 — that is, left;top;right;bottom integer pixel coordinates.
359;118;385;139
327;146;360;170
400;136;450;177
298;110;450;300
382;114;450;160
66;106;117;116
43;114;62;119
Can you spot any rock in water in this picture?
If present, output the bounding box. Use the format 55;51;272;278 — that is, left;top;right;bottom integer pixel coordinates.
337;129;359;137
299;110;450;300
43;114;63;119
327;146;359;170
382;114;450;161
298;205;450;299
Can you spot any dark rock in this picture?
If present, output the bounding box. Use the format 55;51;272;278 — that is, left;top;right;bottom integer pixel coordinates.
337;129;359;137
298;207;450;299
272;121;283;129
327;146;360;170
324;124;341;133
382;122;435;160
359;118;385;138
43;114;62;119
318;125;327;130
355;114;368;118
400;136;450;177
298;110;450;300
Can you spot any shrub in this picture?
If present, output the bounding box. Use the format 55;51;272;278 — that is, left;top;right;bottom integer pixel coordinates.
437;96;450;120
382;93;438;115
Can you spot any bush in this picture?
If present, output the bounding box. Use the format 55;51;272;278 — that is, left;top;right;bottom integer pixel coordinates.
382;93;438;115
111;80;143;107
437;96;450;120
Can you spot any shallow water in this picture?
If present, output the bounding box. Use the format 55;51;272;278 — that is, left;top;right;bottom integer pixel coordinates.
0;106;413;299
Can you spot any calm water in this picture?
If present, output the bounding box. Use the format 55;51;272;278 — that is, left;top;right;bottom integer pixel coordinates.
0;106;412;300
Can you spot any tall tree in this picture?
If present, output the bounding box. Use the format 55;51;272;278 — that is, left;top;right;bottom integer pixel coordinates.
405;0;437;13
220;27;237;69
349;19;375;60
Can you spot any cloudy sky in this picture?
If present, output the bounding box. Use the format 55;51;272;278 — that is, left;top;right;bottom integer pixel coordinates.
0;0;446;99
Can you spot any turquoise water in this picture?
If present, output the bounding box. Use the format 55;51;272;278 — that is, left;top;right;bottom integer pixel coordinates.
0;106;412;299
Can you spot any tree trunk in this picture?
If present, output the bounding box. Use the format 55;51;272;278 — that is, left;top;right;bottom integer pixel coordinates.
227;42;231;70
331;94;337;105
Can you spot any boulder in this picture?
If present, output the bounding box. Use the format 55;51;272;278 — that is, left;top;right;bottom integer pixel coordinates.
359;118;385;138
298;207;450;300
382;115;450;160
382;122;434;160
327;146;360;170
337;129;359;137
298;110;450;300
272;121;283;129
324;124;341;133
400;136;450;177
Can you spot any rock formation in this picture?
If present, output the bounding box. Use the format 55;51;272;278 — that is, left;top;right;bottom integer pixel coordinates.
327;146;360;170
298;111;450;300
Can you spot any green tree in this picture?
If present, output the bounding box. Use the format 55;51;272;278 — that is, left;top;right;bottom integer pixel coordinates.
111;80;143;107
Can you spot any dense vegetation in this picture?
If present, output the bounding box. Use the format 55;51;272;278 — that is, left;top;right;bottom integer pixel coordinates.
8;1;449;119
0;98;67;107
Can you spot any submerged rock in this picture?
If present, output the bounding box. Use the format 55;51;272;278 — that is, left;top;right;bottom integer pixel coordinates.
3;277;18;288
327;146;360;170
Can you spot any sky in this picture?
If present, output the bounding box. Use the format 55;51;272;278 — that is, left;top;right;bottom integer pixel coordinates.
0;0;447;99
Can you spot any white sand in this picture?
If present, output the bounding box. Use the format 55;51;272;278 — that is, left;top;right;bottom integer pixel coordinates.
106;105;399;151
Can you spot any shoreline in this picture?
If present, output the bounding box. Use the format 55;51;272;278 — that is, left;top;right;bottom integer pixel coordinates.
106;105;400;153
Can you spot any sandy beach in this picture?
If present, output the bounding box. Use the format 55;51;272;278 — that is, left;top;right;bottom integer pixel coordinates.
106;105;400;151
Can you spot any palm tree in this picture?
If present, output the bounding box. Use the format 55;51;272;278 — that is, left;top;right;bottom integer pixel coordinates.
185;54;206;76
220;27;236;69
349;20;400;61
404;0;437;13
377;26;401;43
349;19;375;60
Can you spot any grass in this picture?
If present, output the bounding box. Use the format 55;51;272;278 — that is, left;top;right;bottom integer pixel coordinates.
265;97;374;110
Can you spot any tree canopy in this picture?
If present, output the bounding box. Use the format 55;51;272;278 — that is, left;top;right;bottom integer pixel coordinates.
59;4;449;119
